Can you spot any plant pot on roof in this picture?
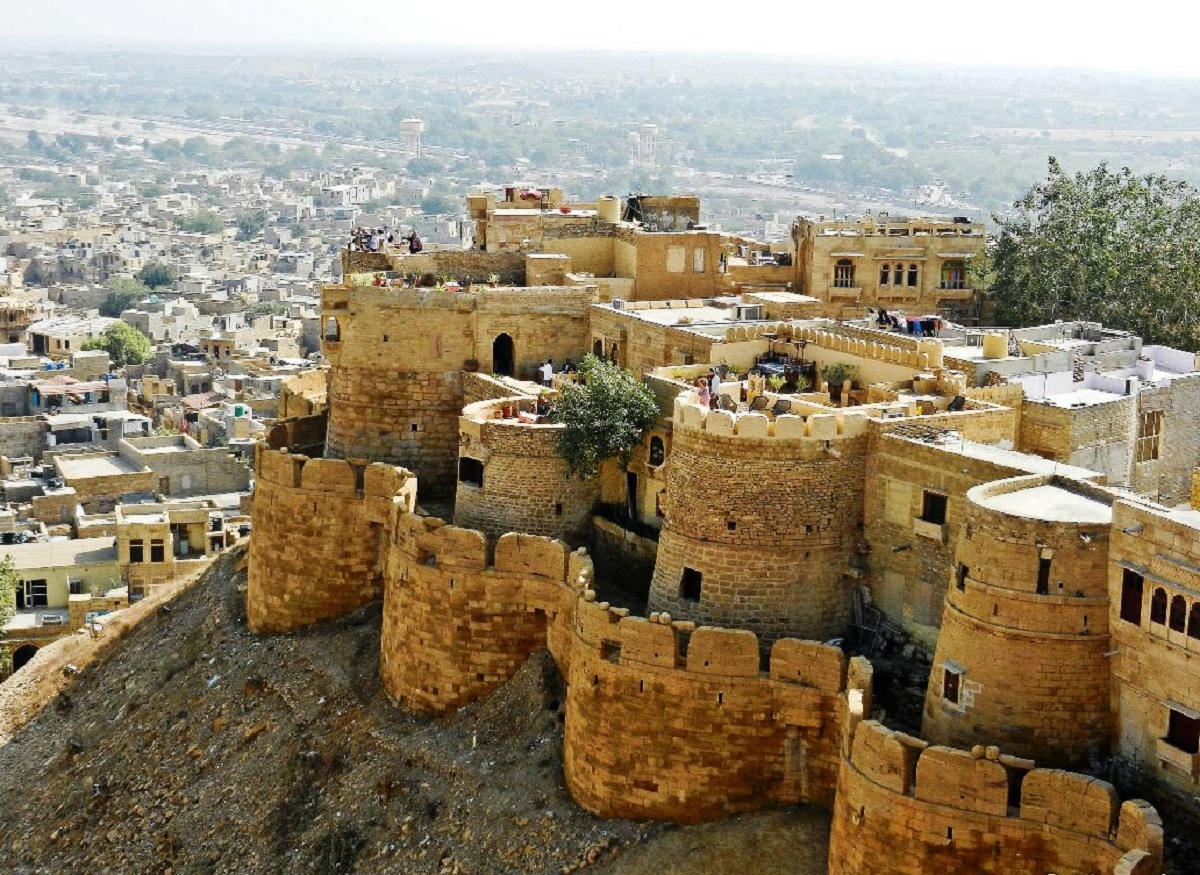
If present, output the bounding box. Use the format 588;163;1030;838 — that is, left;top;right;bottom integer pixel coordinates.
821;362;857;404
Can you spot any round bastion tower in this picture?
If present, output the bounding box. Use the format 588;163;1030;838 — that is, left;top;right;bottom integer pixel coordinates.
647;392;869;644
922;474;1114;768
453;397;598;543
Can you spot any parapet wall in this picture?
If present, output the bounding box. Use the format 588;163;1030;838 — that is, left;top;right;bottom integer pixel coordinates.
374;502;871;822
247;447;417;633
829;719;1162;875
565;604;872;822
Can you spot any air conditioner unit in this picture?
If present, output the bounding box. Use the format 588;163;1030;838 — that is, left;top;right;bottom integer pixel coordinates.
611;298;625;310
736;305;764;320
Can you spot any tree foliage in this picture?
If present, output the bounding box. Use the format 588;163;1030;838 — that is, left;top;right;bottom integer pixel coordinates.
99;277;149;317
0;555;16;635
989;158;1200;349
136;260;176;289
236;209;269;241
553;355;660;479
83;322;153;368
177;210;224;235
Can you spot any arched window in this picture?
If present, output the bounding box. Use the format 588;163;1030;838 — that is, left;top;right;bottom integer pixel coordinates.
833;259;856;289
893;264;903;285
1188;604;1200;639
1170;595;1188;632
941;260;967;290
649;436;665;466
592;338;603;357
908;264;918;287
879;263;890;285
1151;587;1168;625
324;317;340;341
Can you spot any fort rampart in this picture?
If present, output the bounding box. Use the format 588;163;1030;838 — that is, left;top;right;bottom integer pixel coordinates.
829;719;1162;875
246;447;416;633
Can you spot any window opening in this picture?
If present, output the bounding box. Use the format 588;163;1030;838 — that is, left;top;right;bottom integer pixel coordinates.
1136;410;1163;463
833;258;856;288
1170;595;1187;632
1167;706;1200;754
1121;569;1144;624
921;491;948;525
458;458;483;488
1036;558;1051;595
1151;587;1168;625
129;539;144;564
680;567;702;602
942;666;961;704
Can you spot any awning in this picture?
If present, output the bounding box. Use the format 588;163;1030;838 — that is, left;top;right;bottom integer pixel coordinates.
32;380;110;397
937;252;977;259
44;413;93;431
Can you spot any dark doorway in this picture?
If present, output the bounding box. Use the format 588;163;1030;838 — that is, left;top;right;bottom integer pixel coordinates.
11;644;38;673
493;333;515;377
626;472;638;522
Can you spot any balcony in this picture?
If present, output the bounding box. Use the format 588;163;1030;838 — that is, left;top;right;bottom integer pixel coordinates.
913;518;949;544
828;284;862;298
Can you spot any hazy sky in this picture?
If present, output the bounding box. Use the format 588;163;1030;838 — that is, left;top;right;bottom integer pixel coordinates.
8;0;1197;78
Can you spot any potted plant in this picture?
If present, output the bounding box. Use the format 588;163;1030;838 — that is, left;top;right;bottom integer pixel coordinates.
821;362;857;402
488;273;500;288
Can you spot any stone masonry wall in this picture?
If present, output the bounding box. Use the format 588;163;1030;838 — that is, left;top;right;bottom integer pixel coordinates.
922;475;1114;767
0;416;47;462
379;518;581;714
454;398;599;544
246;447;417;633
564;606;869;822
828;719;1162;875
647;397;868;643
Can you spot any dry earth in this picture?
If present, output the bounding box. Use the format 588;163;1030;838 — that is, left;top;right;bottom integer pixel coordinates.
0;545;830;875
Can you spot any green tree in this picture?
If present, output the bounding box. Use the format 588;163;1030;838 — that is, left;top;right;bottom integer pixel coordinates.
0;555;15;674
989;158;1200;348
236;209;268;241
177;210;224;235
553;354;660;479
83;322;153;368
137;260;176;289
99;277;149;317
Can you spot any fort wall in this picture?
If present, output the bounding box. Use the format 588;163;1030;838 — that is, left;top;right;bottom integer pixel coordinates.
647;396;868;642
828;719;1162;875
246;447;417;633
923;475;1115;766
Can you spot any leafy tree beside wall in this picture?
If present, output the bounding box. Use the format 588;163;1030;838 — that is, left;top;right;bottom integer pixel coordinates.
98;277;150;317
83;322;153;368
988;158;1200;349
553;355;660;479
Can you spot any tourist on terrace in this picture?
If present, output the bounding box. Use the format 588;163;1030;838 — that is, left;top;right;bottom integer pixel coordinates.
708;368;721;409
540;359;554;387
697;377;710;408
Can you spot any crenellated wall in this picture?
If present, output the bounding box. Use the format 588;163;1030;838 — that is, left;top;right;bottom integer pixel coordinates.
923;474;1116;766
647;395;869;643
829;719;1162;875
564;608;872;822
453;397;599;544
379;518;587;714
246;447;417;633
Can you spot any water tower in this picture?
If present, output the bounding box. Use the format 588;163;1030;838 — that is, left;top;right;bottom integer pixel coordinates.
400;118;425;158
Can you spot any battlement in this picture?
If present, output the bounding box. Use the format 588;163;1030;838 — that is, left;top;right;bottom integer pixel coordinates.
255;446;417;505
832;719;1162;875
673;394;869;441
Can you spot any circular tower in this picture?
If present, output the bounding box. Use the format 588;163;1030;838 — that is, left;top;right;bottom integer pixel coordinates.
647;393;868;643
453;397;598;544
922;474;1114;767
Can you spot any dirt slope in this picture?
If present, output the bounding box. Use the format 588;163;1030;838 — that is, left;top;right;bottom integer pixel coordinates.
0;546;830;875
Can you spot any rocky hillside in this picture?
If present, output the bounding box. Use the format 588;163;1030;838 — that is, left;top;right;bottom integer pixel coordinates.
0;545;830;875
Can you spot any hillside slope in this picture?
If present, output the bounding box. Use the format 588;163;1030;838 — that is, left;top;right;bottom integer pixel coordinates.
0;545;829;875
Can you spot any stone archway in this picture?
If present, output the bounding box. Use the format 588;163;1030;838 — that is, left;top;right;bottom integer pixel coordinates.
493;333;515;377
11;643;38;674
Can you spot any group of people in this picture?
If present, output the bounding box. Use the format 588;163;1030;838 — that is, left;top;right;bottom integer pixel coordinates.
696;367;722;408
350;227;422;254
539;358;576;387
871;308;942;337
